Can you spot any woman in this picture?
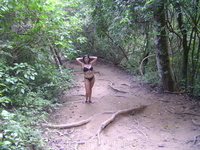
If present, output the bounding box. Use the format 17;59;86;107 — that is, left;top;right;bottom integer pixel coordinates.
76;55;98;103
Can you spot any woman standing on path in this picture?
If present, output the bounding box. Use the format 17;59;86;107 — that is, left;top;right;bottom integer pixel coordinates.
76;55;98;103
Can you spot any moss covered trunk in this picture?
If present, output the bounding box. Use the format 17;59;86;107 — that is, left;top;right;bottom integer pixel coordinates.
153;0;178;92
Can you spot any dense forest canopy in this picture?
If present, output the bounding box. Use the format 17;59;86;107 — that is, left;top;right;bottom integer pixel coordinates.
0;0;199;149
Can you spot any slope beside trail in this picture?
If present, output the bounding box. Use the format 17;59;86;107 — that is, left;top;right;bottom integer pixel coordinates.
42;60;200;150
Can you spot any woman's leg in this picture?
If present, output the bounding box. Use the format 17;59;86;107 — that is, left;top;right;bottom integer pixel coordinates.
84;79;90;103
89;77;95;102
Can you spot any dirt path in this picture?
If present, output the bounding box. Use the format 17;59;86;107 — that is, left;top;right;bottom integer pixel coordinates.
42;60;200;150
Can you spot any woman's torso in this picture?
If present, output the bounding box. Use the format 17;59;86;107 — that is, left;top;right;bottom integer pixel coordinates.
82;64;94;78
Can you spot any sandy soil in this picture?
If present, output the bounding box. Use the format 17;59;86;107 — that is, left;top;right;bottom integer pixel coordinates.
42;60;200;150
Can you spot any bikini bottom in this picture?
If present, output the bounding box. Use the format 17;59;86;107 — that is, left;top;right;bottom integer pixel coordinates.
84;76;94;82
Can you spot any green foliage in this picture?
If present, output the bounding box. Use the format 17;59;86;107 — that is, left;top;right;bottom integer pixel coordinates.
0;62;37;94
0;0;199;148
0;61;73;107
78;0;155;69
190;82;200;97
81;0;200;95
0;0;81;148
0;110;44;150
0;61;73;149
141;69;160;85
0;60;72;149
0;84;11;107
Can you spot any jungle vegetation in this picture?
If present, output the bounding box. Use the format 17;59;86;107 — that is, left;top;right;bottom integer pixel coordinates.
0;0;199;149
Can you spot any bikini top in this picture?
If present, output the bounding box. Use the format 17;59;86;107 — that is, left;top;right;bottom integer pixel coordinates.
83;66;93;72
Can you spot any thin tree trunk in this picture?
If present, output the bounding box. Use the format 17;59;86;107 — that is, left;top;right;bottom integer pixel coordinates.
49;45;62;72
55;45;63;66
48;38;62;72
153;0;178;92
174;2;189;86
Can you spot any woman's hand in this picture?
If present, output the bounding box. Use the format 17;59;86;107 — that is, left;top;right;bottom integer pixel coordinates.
90;56;98;65
76;57;83;66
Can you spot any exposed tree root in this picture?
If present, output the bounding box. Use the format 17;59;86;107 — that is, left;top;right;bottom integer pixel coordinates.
163;90;185;94
192;118;200;126
166;107;200;116
109;83;128;93
134;119;150;130
193;135;200;145
95;105;147;145
41;117;92;129
132;124;148;140
42;105;147;148
41;111;118;130
133;119;150;140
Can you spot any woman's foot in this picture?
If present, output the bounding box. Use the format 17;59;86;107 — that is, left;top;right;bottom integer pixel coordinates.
89;100;94;103
82;100;87;104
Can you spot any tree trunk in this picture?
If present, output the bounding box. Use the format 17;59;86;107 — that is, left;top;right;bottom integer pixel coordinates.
153;0;178;92
174;2;189;87
49;45;62;72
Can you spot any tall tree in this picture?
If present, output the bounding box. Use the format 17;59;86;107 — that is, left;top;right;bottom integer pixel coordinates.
153;0;178;91
174;2;189;86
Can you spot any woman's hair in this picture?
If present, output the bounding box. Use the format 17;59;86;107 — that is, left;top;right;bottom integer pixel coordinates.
83;55;91;64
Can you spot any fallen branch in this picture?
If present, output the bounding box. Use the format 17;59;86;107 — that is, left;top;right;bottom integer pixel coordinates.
96;105;147;145
42;117;92;129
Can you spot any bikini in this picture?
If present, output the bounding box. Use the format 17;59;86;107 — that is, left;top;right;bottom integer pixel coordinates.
83;66;93;72
83;66;94;82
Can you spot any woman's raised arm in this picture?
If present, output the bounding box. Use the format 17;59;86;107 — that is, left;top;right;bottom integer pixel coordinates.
76;57;83;66
90;56;98;65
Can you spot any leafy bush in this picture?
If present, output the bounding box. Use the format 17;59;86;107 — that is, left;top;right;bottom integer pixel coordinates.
0;60;74;149
0;61;73;107
0;85;11;107
0;110;44;150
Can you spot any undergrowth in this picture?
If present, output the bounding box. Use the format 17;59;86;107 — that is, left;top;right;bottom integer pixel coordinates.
0;62;74;150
